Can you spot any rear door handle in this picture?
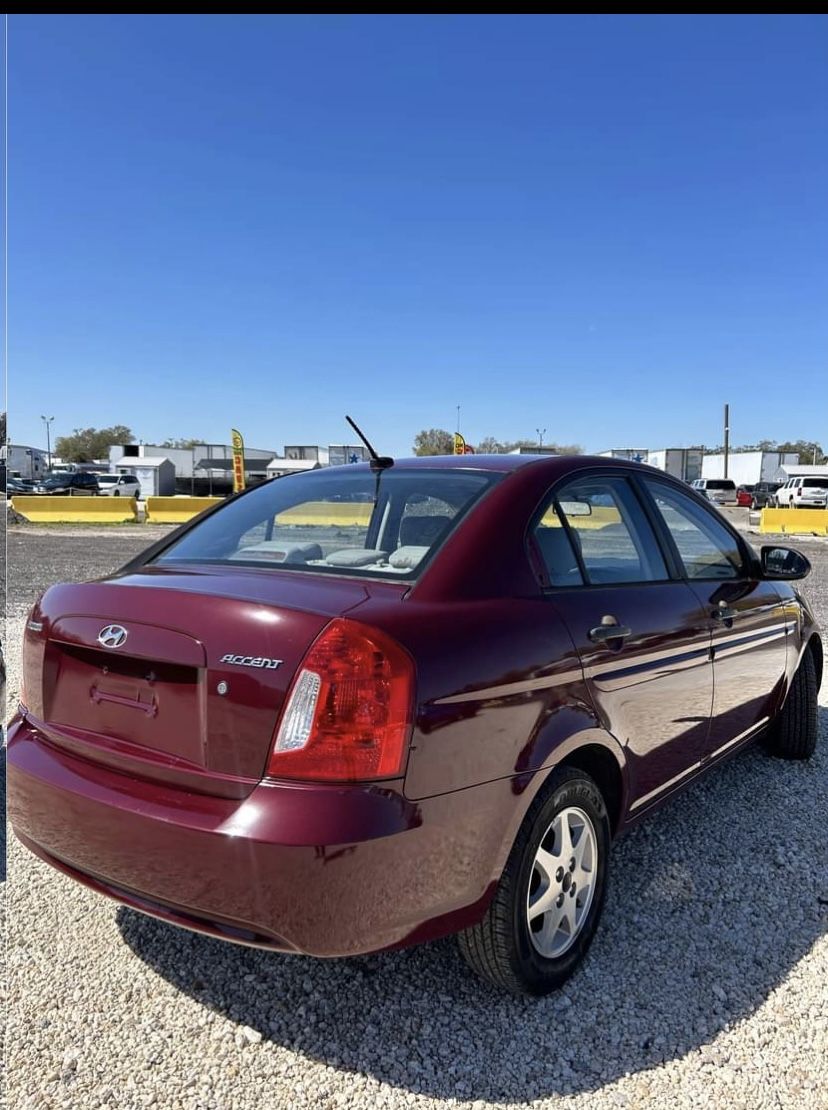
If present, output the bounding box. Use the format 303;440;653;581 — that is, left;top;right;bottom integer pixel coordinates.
713;606;737;621
588;621;632;644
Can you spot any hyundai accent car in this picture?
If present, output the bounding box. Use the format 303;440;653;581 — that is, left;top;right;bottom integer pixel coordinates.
8;455;822;995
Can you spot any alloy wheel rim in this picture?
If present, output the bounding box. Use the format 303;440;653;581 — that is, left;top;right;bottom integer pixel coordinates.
526;806;598;959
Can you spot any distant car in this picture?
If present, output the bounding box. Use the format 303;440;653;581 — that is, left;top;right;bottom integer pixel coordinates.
749;481;782;510
7;476;35;495
690;478;738;506
736;484;755;507
774;477;828;510
8;455;823;996
97;474;141;499
31;472;101;496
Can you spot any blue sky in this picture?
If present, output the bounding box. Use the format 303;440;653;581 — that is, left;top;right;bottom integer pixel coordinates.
9;15;828;457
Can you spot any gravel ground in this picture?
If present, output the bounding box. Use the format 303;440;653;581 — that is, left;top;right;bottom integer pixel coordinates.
4;522;828;1110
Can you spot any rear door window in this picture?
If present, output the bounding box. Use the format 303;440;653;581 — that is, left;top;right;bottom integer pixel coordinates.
536;475;669;586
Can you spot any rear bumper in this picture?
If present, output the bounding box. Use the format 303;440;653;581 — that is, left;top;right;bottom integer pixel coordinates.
7;715;505;956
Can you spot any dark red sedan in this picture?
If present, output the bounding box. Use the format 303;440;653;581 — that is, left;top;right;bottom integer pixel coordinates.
8;454;822;995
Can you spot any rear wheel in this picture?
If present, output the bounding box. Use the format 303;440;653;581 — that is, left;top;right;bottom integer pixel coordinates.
458;767;610;996
763;649;818;760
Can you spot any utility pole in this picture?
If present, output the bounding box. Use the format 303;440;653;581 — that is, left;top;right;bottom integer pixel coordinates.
723;404;730;480
41;415;54;473
537;428;546;449
456;405;461;434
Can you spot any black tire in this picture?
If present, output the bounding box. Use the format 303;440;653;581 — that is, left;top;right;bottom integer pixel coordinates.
457;767;610;996
750;499;757;510
763;649;818;760
114;490;120;497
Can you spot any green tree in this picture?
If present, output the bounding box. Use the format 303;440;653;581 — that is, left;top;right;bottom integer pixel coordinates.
708;440;825;465
55;425;134;462
413;428;454;455
774;440;826;465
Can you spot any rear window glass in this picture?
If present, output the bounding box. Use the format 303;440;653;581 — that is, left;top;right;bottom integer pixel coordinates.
153;468;497;579
704;480;736;490
802;478;828;488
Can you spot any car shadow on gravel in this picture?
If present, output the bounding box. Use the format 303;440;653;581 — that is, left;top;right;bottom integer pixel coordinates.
0;744;6;883
119;710;828;1102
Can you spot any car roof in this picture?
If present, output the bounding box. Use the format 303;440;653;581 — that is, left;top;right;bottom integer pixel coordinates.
323;453;659;478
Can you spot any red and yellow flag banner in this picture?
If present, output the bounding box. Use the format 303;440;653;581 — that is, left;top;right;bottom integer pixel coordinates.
231;428;246;493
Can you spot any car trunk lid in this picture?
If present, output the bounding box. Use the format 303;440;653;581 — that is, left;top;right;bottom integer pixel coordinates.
25;567;402;797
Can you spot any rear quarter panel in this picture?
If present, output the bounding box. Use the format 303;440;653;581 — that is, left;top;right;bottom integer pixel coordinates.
351;596;624;802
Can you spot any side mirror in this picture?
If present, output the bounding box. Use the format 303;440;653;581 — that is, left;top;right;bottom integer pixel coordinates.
761;545;811;581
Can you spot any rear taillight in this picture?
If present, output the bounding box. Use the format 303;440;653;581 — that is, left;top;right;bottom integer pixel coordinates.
21;604;46;715
267;618;414;782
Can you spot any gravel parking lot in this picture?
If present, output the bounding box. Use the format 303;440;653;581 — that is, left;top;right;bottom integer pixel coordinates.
5;522;828;1110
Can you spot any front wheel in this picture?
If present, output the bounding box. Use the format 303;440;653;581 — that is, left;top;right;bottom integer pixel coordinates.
458;767;610;996
763;649;818;760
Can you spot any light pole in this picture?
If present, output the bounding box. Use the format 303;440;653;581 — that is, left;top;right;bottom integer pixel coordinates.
41;415;55;473
536;428;546;449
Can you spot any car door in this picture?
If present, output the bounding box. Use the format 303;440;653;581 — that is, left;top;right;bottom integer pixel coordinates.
531;472;714;813
638;477;789;760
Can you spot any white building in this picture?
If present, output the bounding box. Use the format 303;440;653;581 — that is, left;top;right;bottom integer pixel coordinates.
701;451;799;485
776;463;828;482
328;445;368;466
114;456;176;498
110;442;277;480
266;457;322;478
110;442;278;494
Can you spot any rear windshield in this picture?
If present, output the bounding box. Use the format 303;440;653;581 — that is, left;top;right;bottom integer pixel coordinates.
98;475;118;484
705;480;736;490
802;478;828;488
153;467;498;579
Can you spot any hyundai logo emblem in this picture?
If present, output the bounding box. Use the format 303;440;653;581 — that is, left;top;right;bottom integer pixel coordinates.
97;624;128;649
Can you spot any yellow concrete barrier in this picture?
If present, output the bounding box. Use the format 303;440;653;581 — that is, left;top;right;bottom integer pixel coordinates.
759;508;828;536
11;495;138;523
540;506;622;530
145;497;224;523
276;502;374;527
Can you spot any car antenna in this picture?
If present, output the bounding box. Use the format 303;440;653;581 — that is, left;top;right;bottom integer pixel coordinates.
345;415;394;470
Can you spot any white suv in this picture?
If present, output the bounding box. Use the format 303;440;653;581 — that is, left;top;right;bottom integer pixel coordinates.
97;474;142;499
774;477;828;509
